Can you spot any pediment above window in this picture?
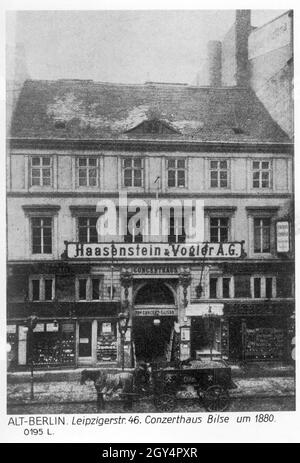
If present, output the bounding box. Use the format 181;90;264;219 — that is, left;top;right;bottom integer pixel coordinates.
125;119;180;135
69;205;98;217
22;205;60;216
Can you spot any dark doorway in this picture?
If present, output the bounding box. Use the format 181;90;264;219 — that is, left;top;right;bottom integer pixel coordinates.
228;319;243;361
132;317;175;363
191;317;222;359
78;321;92;357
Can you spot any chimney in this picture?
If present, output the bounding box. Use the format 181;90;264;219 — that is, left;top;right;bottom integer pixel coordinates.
208;40;222;87
235;10;251;86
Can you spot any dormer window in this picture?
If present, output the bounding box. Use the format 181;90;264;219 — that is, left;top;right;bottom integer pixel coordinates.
232;127;245;134
144;120;161;134
54;120;66;129
125;119;179;135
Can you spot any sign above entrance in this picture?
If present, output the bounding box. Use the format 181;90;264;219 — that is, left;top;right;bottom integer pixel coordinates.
186;303;224;317
134;308;176;316
65;242;244;260
132;265;179;275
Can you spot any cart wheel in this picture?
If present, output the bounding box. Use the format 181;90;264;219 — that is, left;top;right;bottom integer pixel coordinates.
203;385;230;412
154;394;176;412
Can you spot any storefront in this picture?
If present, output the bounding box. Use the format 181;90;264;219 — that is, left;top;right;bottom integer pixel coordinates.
7;244;294;369
77;318;118;364
31;320;76;366
186;303;227;360
7;301;120;369
190;317;222;358
7;319;76;368
186;301;294;363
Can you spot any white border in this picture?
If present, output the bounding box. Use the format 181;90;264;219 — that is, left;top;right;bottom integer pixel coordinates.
0;0;299;443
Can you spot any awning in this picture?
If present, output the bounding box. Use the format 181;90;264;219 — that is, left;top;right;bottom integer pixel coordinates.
186;303;224;317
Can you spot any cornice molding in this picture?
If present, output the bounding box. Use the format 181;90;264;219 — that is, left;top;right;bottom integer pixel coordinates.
8;137;294;154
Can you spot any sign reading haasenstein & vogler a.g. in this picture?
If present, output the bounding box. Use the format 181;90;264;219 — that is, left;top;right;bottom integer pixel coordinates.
66;242;244;259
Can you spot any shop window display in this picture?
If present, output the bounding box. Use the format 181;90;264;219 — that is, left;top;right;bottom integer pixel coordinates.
96;321;117;362
31;322;75;366
244;327;285;361
7;325;18;370
229;318;287;362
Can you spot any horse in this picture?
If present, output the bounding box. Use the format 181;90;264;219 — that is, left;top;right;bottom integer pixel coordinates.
80;362;150;411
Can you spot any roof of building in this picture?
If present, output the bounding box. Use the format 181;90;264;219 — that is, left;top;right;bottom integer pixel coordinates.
9;79;290;143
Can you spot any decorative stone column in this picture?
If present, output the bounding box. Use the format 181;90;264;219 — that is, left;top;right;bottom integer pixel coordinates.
178;269;192;309
120;269;133;312
178;268;192;360
120;269;133;368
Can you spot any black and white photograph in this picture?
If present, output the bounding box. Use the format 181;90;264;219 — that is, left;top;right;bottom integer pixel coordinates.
2;2;298;444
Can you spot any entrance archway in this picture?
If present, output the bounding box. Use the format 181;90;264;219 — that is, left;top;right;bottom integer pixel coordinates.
132;281;177;363
134;281;175;305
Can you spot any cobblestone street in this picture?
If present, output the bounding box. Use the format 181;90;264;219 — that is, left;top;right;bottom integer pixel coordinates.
7;372;295;415
7;396;295;415
7;373;295;402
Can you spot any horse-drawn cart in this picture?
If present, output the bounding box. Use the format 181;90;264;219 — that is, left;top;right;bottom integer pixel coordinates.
80;359;235;412
150;359;234;412
119;359;235;412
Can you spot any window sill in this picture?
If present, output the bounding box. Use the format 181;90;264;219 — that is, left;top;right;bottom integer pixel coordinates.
167;186;188;191
209;187;230;190
30;299;55;303
28;186;54;191
29;254;55;260
76;299;106;302
250;188;273;192
75;186;100;190
252;253;273;258
31;253;54;257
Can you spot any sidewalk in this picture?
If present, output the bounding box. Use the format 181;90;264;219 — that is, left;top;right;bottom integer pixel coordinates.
7;361;295;383
7;376;295;405
230;362;295;379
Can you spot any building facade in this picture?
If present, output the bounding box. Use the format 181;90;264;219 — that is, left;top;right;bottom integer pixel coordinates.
7;12;294;371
